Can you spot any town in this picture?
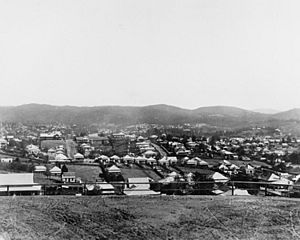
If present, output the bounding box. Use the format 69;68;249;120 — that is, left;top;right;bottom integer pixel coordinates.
1;121;300;198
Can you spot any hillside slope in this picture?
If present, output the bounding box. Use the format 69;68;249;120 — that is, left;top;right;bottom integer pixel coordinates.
0;104;266;126
0;104;298;128
0;196;299;240
272;108;300;120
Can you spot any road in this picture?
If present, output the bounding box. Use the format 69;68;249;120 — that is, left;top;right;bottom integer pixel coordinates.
151;142;168;157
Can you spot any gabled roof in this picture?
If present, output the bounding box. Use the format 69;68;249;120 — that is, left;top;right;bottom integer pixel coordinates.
107;165;121;173
50;166;61;173
55;154;68;160
144;150;156;155
199;160;208;166
268;173;280;182
74;153;84;158
211;172;229;182
48;148;56;153
110;155;120;160
123;155;134;160
158;157;168;163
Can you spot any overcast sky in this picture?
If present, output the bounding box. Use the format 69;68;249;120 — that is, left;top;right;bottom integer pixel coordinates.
0;0;299;110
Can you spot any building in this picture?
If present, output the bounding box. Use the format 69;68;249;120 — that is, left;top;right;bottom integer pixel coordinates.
40;132;61;142
49;166;61;176
0;138;8;148
34;165;47;174
74;153;84;161
0;173;42;195
62;172;76;183
0;158;14;163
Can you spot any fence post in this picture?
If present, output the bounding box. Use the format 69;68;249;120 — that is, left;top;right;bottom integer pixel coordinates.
6;186;9;196
231;181;234;196
265;185;267;196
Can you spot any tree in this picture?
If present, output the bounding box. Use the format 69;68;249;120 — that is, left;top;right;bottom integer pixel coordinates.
61;164;68;174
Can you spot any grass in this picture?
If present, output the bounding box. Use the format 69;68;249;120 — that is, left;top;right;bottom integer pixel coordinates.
0;195;300;239
120;164;162;181
65;164;101;182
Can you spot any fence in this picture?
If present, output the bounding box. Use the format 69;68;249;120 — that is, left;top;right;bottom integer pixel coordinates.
0;180;296;197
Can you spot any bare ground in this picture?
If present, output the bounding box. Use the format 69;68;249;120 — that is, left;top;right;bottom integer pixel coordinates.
0;195;300;240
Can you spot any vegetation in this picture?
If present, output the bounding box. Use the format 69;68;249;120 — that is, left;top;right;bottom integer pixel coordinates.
0;161;34;173
0;195;300;239
1;104;300;132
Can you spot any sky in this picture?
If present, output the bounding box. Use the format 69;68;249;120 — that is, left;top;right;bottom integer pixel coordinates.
0;0;300;111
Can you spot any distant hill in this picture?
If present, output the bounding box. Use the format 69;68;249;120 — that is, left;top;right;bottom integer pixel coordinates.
0;103;299;129
252;108;280;114
272;108;300;120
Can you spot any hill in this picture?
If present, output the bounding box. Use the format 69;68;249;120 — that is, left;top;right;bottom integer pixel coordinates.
0;104;299;130
272;108;300;121
0;104;265;126
253;108;280;114
0;195;299;240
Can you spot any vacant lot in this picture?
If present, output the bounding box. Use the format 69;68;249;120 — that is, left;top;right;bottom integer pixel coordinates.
65;164;101;182
0;195;300;240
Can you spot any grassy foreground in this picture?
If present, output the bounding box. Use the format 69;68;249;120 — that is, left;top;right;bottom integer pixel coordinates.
0;195;300;240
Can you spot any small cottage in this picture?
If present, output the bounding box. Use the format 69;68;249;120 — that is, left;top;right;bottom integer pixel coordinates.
62;172;76;183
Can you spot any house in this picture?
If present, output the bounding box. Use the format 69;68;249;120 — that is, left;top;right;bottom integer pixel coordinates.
49;166;61;176
88;135;110;148
144;150;157;158
198;160;209;167
34;165;47;173
62;172;76;183
111;132;126;140
26;144;40;156
107;165;121;173
168;156;178;164
110;155;120;162
123;155;134;163
146;157;157;165
75;136;89;144
47;148;56;156
40;132;61;141
158;157;169;165
74;153;84;161
54;153;69;162
0;173;42;195
0;158;14;163
211;172;229;183
83;158;95;164
245;164;255;175
124;177;159;196
92;181;115;195
186;159;197;166
0;138;8;148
